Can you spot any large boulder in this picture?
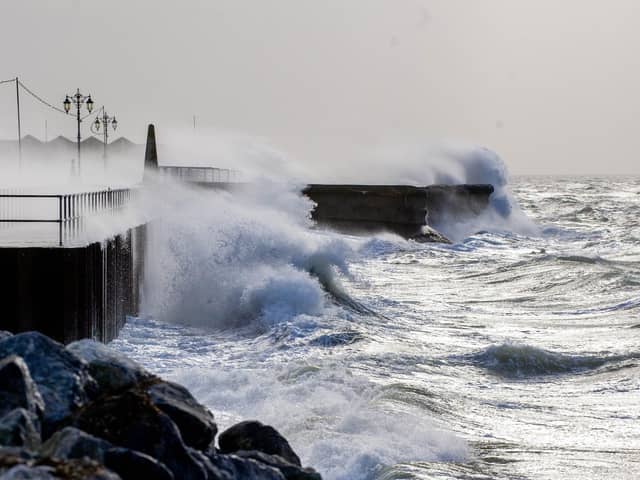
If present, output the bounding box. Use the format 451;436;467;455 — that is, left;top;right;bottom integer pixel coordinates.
66;341;218;452
67;340;153;394
40;427;173;480
74;390;207;480
39;427;112;463
218;421;301;467
147;381;217;451
0;356;45;420
0;332;97;438
0;409;40;450
233;451;322;480
219;455;286;480
184;448;234;480
104;448;174;480
200;450;285;480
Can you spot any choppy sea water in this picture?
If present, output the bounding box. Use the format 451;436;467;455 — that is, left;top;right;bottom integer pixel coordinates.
112;175;640;480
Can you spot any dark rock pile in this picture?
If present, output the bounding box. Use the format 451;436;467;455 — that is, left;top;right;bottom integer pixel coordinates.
0;331;321;480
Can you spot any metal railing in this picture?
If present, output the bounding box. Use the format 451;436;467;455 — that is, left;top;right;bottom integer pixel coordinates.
0;189;133;246
159;166;239;183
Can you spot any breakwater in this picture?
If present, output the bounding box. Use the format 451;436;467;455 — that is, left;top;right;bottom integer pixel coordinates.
0;330;321;479
302;183;494;238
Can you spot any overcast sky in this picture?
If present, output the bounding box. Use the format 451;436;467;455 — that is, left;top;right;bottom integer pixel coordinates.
1;0;639;175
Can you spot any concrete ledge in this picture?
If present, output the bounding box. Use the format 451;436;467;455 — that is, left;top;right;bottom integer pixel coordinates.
303;184;494;237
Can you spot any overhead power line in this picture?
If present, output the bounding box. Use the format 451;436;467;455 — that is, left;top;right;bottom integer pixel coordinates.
18;80;68;115
1;78;99;120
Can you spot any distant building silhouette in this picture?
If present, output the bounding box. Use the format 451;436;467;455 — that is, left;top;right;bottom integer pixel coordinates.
0;135;141;160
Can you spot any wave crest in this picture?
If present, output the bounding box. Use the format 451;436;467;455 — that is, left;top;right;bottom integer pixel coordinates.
470;343;620;378
142;181;354;331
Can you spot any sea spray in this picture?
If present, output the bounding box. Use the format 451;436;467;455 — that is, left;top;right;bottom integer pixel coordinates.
140;178;353;330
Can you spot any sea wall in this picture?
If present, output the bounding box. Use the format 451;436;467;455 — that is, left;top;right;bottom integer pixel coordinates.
0;225;146;344
302;184;494;238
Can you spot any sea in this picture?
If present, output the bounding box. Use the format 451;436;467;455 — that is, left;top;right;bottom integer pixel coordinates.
112;167;640;480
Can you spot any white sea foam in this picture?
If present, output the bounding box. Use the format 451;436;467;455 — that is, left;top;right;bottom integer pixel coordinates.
167;361;468;480
141;179;354;330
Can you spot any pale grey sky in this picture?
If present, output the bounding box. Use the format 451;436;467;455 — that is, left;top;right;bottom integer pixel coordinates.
1;0;639;175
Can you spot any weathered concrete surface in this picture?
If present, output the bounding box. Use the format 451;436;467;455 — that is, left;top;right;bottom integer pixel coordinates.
302;184;494;238
0;225;145;344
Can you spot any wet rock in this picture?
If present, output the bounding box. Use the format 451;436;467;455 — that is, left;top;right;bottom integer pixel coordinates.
411;225;451;244
147;381;217;451
0;447;120;479
104;448;174;480
0;332;97;438
74;390;207;480
234;451;322;480
40;427;173;480
67;340;153;394
185;448;233;480
0;464;58;479
190;449;295;480
0;356;45;420
40;427;111;463
0;458;121;480
0;447;36;464
0;409;40;450
0;331;12;341
207;451;286;480
218;421;301;467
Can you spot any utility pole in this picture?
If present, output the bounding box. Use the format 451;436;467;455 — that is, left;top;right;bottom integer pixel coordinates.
15;77;22;169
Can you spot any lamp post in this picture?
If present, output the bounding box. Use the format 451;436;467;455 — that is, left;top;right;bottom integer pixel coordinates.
63;88;94;176
91;109;118;165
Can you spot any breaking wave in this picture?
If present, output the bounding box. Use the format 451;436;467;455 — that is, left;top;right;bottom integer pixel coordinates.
141;180;354;331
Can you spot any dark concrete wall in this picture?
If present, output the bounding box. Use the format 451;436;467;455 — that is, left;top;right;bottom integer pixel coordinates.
424;184;495;227
0;225;145;344
303;184;494;237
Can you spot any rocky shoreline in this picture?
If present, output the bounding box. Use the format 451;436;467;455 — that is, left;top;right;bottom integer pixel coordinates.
0;330;321;480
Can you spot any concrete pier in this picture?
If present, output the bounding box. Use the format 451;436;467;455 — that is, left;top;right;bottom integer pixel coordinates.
0;188;144;344
302;183;494;238
0;226;145;343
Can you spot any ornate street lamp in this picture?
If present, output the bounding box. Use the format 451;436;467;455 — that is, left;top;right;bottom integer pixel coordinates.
91;108;118;164
63;88;94;176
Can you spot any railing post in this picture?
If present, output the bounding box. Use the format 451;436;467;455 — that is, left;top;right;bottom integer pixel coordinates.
58;196;63;247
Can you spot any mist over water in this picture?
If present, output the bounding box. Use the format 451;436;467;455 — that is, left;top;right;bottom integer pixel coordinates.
101;135;639;479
